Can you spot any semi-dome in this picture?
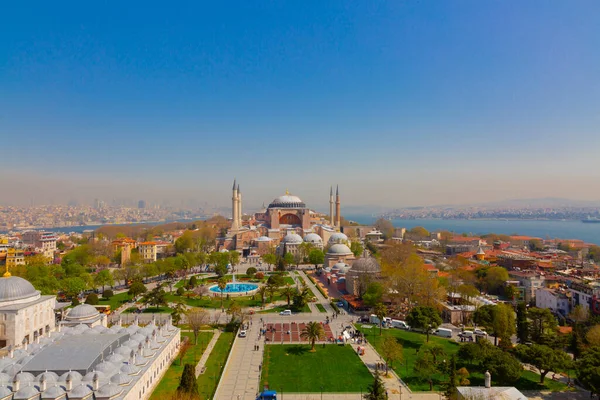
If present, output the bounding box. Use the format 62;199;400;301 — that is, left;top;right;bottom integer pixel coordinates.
327;244;352;255
282;233;303;244
268;194;306;209
350;257;381;273
303;233;322;244
0;277;39;303
328;233;348;244
65;305;100;321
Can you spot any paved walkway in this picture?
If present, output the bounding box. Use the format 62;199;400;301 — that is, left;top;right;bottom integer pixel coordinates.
297;270;335;313
278;393;439;400
194;329;221;377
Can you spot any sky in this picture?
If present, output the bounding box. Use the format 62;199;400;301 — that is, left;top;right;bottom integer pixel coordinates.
1;1;600;210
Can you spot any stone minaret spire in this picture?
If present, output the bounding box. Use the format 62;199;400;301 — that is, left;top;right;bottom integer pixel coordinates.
231;179;239;231
335;185;341;229
237;184;242;228
329;186;334;226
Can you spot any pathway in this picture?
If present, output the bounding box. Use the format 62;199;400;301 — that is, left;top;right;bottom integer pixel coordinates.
194;329;221;377
296;270;334;313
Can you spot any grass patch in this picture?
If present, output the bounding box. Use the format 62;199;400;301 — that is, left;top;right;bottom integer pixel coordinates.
98;292;133;310
261;344;373;392
358;325;570;393
150;331;214;399
196;332;235;399
165;291;291;310
316;304;326;313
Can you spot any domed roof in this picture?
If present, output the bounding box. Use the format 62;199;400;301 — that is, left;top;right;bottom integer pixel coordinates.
282;233;303;244
350;257;381;274
328;233;348;244
106;354;125;363
82;371;105;383
119;364;140;376
303;233;322;244
268;194;306;209
109;373;132;386
37;372;58;383
95;384;123;399
0;385;12;398
327;244;352;255
14;384;39;400
41;385;66;400
94;362;117;374
0;277;38;303
15;372;35;382
59;371;82;383
68;384;92;399
65;305;100;321
0;373;11;383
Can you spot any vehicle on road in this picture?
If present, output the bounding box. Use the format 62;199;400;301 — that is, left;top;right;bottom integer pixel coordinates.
369;314;381;325
474;329;488;337
279;310;292;316
239;330;247;338
257;390;277;400
433;327;453;338
337;301;344;307
459;330;474;339
391;320;410;330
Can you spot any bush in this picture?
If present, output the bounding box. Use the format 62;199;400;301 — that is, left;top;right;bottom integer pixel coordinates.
176;287;185;296
72;298;80;306
255;272;265;279
188;276;198;288
102;289;114;299
85;293;99;305
246;267;257;278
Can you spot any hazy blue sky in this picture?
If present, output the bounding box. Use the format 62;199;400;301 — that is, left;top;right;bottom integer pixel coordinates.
1;1;599;209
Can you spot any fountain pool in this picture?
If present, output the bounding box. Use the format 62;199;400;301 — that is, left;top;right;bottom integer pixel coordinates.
209;283;259;294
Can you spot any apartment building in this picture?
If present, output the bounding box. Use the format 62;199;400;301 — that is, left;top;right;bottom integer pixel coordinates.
138;241;158;262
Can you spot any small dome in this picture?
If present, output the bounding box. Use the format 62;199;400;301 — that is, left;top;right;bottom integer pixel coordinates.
114;347;132;356
65;305;100;321
255;236;272;242
82;371;105;383
37;372;58;383
0;277;39;303
59;371;82;383
327;244;352;255
15;372;35;382
121;340;140;349
68;384;92;399
303;233;322;244
109;373;132;386
92;325;110;333
14;384;40;400
119;364;140;376
95;384;123;399
130;333;145;342
0;372;11;383
3;364;21;377
328;233;348;244
106;354;125;363
350;257;381;274
282;233;303;244
41;385;66;400
94;362;117;374
268;194;306;209
0;385;12;398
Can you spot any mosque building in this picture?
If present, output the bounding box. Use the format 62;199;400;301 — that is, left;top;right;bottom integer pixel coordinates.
0;270;181;400
218;180;343;256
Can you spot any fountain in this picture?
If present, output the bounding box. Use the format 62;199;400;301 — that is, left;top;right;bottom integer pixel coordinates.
209;271;258;294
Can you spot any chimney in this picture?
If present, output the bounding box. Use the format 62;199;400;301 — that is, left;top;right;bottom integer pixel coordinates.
36;335;40;344
92;373;99;391
484;370;491;388
23;341;27;351
40;375;47;391
129;350;136;365
8;345;14;358
12;376;20;392
65;373;73;391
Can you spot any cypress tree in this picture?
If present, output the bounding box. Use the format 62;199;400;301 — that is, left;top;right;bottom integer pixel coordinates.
443;355;458;399
177;364;199;396
364;374;387;400
516;302;529;343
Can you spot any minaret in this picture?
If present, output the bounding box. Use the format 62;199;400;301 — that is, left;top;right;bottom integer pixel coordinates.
237;184;242;228
329;186;334;226
231;179;239;231
335;185;341;229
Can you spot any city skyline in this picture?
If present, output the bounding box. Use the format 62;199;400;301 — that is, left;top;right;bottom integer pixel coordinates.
2;1;600;208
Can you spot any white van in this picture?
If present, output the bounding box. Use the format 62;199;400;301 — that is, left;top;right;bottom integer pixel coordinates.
433;328;453;338
369;314;381;325
279;310;292;316
459;330;474;339
391;320;410;330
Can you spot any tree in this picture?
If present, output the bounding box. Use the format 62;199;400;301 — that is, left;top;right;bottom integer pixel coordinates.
529;239;544;251
128;281;147;299
586;324;600;346
94;269;114;292
228;251;240;270
350;241;364;257
186;308;208;345
362;282;384;307
516;344;571;383
171;299;187;325
408;226;430;240
217;277;227;308
381;336;403;376
300;321;325;352
102;289;114;299
143;284;167;309
245;267;257;278
226;301;242;323
406;306;442;342
307;249;325;268
174;231;195;254
516;302;529;343
266;284;278;303
528;307;558;344
569;304;589;326
414;351;436;390
480;267;509;294
177;364;199;396
363;374;387;400
279;285;296;306
422;342;446;363
473;305;495;329
374;218;394;239
283;252;294;268
60;277;87;300
85;293;99;305
374;303;387;336
187;275;198;289
267;274;285;287
576;346;600;397
293;286;312;310
484;351;522;385
262;253;277;270
442;355;459;400
493;303;516;347
257;286;268;306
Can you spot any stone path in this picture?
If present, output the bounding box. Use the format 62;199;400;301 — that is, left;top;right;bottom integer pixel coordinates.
194;329;221;377
297;270;334;313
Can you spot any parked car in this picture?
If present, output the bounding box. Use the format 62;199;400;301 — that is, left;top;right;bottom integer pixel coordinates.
337;301;344;307
474;329;488;337
239;330;247;338
433;328;453;338
391;320;410;330
279;310;292;316
459;330;474;338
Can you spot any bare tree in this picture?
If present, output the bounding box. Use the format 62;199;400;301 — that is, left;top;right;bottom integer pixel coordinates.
185;308;209;344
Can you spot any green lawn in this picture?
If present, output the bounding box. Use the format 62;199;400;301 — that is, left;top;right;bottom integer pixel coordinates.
358;325;571;393
196;332;235;399
165;291;290;309
124;306;174;314
150;331;214;399
257;304;311;314
261;344;373;392
98;292;133;310
316;304;326;313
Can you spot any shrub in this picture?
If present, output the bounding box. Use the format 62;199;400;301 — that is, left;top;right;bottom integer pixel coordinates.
85;293;99;305
255;272;265;279
176;287;185;296
188;276;198;288
102;289;114;299
72;298;80;306
246;267;257;278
